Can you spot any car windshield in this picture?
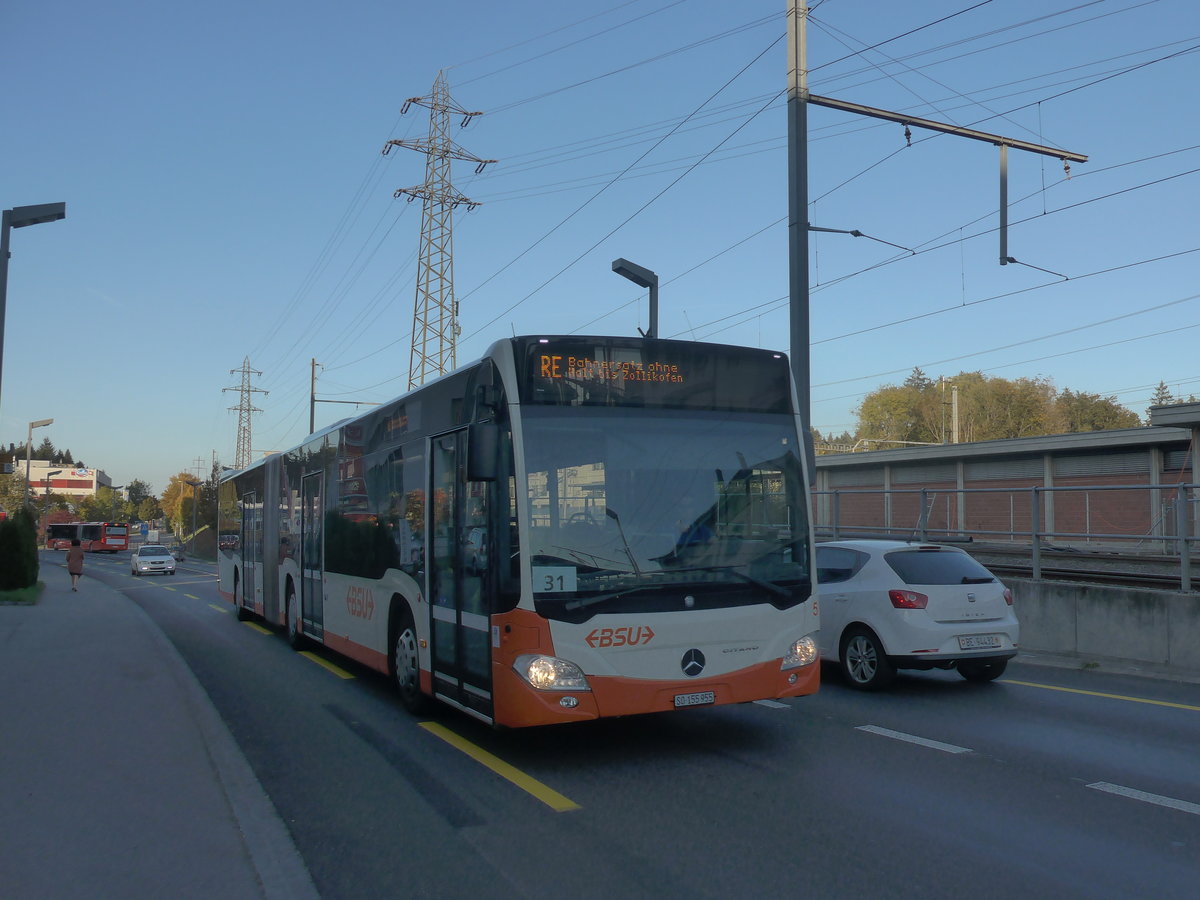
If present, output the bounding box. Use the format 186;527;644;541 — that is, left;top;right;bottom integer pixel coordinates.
520;406;810;619
141;546;170;557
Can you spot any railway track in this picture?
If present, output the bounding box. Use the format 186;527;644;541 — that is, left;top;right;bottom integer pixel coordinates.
984;563;1187;590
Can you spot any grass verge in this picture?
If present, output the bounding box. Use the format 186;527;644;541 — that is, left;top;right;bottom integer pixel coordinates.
0;581;45;606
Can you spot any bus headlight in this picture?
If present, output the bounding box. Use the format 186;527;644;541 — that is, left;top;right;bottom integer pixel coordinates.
514;654;591;691
781;635;818;670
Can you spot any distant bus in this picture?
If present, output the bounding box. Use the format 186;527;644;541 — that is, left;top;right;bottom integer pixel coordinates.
46;522;79;549
219;335;820;728
46;521;129;552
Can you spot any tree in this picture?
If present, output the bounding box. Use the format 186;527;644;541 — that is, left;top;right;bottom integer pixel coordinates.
854;372;1140;445
0;472;29;516
1055;389;1140;433
161;472;199;533
78;486;132;522
903;367;934;391
126;478;154;508
1149;381;1175;409
138;496;164;523
34;437;55;460
0;506;38;590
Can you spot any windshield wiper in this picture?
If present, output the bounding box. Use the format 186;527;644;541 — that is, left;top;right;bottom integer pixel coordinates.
564;586;644;612
676;565;793;600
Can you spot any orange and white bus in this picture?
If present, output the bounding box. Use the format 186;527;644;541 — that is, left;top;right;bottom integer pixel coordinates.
218;336;819;727
47;521;129;552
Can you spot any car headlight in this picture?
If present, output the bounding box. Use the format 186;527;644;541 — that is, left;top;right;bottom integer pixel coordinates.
513;654;591;691
781;635;818;670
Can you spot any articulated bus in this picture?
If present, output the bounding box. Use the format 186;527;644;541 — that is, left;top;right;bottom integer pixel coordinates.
218;336;820;727
47;521;129;552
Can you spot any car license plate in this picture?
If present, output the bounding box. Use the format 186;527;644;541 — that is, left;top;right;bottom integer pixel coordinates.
959;634;1001;650
674;690;715;708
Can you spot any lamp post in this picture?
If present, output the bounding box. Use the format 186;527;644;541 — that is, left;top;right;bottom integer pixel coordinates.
1;203;67;415
185;479;201;558
23;417;54;508
42;468;60;518
42;468;61;536
611;258;658;339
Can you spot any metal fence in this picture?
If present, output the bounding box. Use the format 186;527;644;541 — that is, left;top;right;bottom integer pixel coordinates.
812;482;1200;590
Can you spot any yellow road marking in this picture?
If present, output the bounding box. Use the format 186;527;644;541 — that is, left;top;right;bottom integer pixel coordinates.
185;594;199;600
300;651;355;680
208;603;228;614
419;721;581;812
242;622;272;635
1005;679;1200;712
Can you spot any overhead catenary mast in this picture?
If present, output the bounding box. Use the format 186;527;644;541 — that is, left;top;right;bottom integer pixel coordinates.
383;70;496;389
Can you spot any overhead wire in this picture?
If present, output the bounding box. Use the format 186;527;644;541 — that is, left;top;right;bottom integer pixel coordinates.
457;34;785;335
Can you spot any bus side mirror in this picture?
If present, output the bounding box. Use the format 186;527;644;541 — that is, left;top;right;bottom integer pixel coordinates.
468;423;499;482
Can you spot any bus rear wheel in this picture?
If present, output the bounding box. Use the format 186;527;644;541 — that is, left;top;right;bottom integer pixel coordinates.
234;571;251;621
393;606;432;715
285;586;306;650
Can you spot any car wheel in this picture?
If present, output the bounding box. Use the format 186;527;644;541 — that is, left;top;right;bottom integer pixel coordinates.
132;568;139;576
393;605;432;715
840;627;896;691
957;658;1007;682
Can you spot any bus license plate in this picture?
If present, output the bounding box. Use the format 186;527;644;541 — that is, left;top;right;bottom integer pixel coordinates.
959;635;1001;650
674;690;715;708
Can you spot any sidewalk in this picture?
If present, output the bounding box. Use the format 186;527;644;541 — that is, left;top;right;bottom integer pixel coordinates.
0;558;318;899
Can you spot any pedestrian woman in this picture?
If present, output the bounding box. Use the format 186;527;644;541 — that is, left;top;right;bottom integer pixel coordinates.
66;538;84;591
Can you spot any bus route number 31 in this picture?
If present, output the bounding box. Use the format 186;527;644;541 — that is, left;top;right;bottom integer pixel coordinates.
532;566;578;593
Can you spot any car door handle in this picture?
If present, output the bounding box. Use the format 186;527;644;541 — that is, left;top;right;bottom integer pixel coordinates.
828;594;849;602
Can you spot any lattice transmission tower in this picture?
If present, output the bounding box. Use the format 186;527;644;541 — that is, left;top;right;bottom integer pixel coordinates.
223;357;267;469
383;70;495;389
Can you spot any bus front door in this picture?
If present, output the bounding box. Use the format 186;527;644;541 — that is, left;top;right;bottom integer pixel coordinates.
429;430;493;722
300;472;325;637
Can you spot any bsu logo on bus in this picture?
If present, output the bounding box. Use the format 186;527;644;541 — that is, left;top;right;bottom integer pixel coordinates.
585;625;655;648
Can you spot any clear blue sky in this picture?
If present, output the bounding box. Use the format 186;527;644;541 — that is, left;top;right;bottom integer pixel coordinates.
2;0;1197;494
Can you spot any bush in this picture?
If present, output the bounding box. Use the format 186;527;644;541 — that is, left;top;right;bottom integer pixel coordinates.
0;507;38;590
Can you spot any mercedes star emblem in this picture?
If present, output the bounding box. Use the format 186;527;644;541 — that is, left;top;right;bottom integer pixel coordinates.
681;648;706;677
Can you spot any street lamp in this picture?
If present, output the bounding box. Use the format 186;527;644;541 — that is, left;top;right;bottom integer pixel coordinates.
185;479;201;558
23;417;53;507
42;469;61;533
611;258;658;339
1;203;67;414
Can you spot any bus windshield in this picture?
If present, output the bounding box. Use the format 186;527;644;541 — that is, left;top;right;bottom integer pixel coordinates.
521;406;810;621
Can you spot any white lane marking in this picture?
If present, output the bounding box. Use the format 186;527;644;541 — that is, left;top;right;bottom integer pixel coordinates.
1087;782;1200;816
856;725;972;754
754;699;789;709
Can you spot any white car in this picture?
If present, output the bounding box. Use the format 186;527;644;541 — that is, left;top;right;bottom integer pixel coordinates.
816;540;1018;690
131;543;177;577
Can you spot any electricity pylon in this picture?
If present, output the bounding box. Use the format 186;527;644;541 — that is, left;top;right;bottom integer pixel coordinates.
383;70;495;389
223;357;267;469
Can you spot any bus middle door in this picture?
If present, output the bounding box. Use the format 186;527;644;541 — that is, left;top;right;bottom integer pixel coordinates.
300;471;325;638
429;429;493;723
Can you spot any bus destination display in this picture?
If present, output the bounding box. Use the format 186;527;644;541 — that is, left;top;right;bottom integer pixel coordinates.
519;337;791;413
537;353;684;385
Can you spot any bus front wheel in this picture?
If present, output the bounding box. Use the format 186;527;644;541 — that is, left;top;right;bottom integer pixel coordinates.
393;606;432;715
